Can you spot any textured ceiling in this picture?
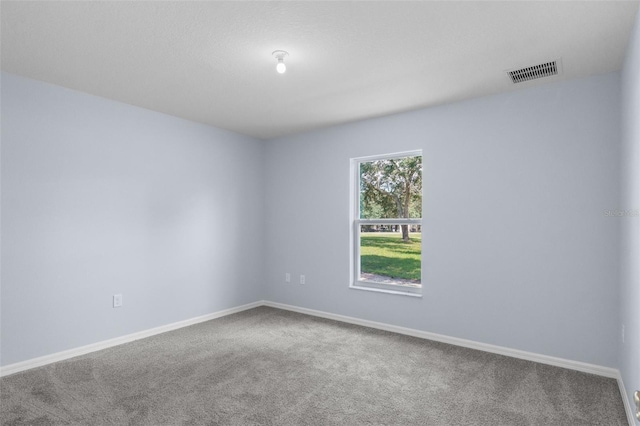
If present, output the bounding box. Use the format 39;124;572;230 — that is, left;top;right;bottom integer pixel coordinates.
1;1;639;140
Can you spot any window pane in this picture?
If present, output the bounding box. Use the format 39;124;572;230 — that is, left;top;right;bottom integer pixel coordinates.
359;225;422;287
359;156;422;220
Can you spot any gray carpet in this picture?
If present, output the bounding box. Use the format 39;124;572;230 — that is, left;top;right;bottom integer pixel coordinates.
0;306;627;425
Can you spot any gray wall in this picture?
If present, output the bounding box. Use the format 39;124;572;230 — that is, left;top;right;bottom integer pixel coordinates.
621;9;640;423
0;69;626;373
264;73;622;368
1;72;265;366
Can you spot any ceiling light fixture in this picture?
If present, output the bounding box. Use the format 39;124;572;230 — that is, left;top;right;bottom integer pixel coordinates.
272;50;289;74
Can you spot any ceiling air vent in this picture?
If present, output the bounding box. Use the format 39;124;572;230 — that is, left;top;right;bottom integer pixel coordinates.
507;61;558;84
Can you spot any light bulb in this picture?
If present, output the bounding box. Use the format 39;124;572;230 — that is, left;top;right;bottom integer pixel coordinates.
272;50;289;74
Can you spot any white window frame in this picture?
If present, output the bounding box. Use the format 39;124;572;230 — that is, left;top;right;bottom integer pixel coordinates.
350;150;423;297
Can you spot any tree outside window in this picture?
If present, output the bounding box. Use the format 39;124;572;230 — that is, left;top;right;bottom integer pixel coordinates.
352;151;423;295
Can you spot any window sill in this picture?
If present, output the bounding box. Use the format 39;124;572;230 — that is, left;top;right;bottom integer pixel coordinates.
349;284;423;298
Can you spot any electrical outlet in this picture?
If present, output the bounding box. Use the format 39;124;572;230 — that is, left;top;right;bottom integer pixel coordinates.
113;294;123;308
300;275;305;285
285;273;291;283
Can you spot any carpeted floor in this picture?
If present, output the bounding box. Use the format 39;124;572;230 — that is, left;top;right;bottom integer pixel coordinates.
0;306;628;425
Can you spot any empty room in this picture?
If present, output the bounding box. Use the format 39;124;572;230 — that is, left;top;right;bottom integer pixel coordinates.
1;1;639;425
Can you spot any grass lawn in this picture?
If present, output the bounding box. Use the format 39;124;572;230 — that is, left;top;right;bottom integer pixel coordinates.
360;232;421;281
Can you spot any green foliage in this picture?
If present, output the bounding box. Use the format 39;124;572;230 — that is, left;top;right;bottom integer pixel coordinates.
360;233;421;281
360;155;422;220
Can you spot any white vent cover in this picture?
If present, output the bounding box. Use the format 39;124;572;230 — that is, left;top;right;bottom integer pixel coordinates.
507;61;558;83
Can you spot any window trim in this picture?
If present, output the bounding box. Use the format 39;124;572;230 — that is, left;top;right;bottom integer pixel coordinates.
350;150;423;297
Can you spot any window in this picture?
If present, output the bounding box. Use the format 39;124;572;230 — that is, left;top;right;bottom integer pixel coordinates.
351;151;423;296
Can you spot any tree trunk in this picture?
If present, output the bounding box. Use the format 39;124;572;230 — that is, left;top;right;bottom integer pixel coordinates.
402;187;411;242
401;224;409;242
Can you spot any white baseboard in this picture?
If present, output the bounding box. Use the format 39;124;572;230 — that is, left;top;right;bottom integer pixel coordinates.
262;300;620;379
0;301;262;377
617;374;637;426
1;298;624;399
